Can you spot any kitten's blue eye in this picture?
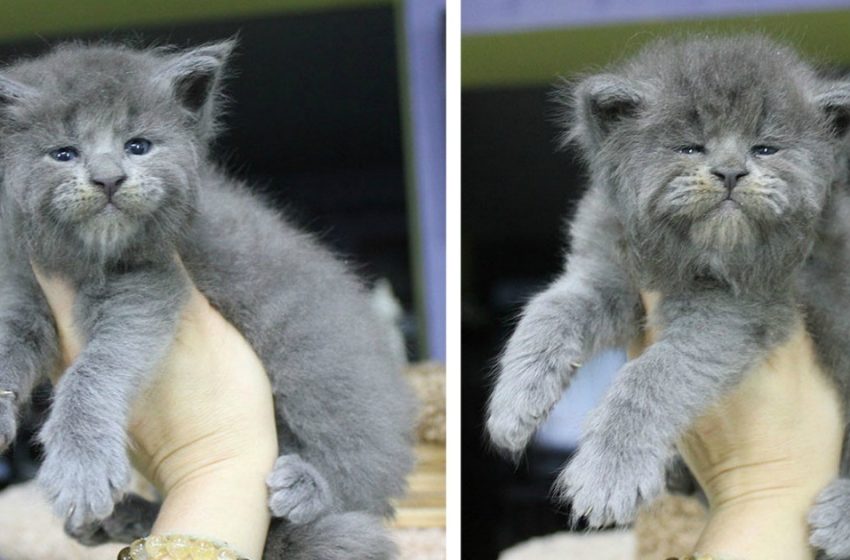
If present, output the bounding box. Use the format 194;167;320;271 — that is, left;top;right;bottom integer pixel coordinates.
49;147;79;162
675;145;705;155
125;138;152;156
752;145;779;156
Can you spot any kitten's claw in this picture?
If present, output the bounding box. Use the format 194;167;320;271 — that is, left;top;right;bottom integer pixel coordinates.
554;435;666;527
809;478;850;558
267;454;332;524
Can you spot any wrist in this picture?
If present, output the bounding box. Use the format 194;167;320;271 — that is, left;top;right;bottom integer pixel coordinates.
151;459;275;560
682;444;832;560
696;494;815;560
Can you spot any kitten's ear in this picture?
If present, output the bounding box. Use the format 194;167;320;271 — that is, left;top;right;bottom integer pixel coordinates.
157;38;235;136
0;74;39;118
814;81;850;137
564;73;645;149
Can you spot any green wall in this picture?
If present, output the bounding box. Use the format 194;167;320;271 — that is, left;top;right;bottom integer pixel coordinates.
0;0;390;42
463;9;850;89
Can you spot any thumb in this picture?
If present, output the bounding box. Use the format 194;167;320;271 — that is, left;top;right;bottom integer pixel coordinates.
30;263;83;369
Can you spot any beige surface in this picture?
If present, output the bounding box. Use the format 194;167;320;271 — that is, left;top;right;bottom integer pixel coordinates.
406;362;446;445
0;480;445;560
635;495;707;560
498;494;707;560
0;481;124;560
499;530;635;560
393;443;446;528
396;528;446;560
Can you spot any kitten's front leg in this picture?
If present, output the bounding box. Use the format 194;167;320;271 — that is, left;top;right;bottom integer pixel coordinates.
556;290;794;527
0;268;60;451
487;261;641;457
36;263;188;533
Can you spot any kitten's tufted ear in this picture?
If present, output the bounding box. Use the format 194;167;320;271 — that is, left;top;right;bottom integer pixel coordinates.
814;81;850;137
564;73;645;149
0;74;39;119
157;38;235;137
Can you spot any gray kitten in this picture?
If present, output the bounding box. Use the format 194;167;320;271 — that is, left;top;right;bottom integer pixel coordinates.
487;35;850;558
0;39;416;559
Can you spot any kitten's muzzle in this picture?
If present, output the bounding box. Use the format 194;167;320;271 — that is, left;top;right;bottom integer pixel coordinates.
92;174;127;201
710;167;748;193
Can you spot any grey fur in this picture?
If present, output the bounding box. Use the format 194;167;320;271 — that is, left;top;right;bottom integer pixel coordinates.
264;511;398;560
266;454;333;524
487;34;850;556
0;40;415;559
66;494;161;546
811;478;850;558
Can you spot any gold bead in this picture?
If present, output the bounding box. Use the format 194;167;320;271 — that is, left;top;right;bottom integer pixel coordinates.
165;535;191;559
130;539;149;560
118;535;246;560
217;548;239;560
193;540;219;560
144;535;166;557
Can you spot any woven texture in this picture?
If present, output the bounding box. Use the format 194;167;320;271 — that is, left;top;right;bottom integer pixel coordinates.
498;494;707;560
406;362;446;445
635;495;707;560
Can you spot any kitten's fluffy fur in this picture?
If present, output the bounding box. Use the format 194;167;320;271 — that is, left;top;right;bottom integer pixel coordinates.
487;35;850;558
0;40;415;559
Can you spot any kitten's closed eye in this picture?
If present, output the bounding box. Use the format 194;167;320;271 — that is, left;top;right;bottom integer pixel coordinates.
49;146;79;162
124;138;152;156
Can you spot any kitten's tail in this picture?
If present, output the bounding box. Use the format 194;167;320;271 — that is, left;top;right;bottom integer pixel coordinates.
263;511;397;560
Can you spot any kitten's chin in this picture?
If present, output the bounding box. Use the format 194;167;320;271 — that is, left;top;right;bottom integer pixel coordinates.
76;212;141;256
689;208;756;250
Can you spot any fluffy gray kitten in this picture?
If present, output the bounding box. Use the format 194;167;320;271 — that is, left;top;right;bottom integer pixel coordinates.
487;35;850;558
0;39;416;559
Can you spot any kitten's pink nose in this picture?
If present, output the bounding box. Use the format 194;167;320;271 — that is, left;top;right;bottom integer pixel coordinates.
92;174;127;200
711;167;748;192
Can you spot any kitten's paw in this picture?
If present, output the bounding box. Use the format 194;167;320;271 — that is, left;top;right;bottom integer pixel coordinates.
485;400;540;457
64;518;109;547
487;359;582;457
554;436;666;528
267;454;332;524
0;399;16;452
64;493;160;546
37;432;130;532
809;478;850;558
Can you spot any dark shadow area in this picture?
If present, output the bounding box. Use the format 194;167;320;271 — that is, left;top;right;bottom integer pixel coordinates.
462;85;593;558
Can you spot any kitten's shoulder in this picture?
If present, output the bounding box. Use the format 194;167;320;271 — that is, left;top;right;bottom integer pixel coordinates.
188;165;361;279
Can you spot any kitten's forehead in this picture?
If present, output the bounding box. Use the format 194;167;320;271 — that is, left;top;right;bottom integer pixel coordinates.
3;45;175;137
635;36;816;135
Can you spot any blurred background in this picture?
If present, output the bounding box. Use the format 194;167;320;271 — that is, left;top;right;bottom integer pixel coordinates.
0;0;445;502
461;2;850;558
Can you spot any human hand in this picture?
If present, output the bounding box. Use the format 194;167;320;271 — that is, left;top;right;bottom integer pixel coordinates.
33;262;278;560
637;292;844;560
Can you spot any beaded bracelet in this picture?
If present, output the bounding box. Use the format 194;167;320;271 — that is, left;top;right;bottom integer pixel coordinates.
117;535;249;560
667;556;726;560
